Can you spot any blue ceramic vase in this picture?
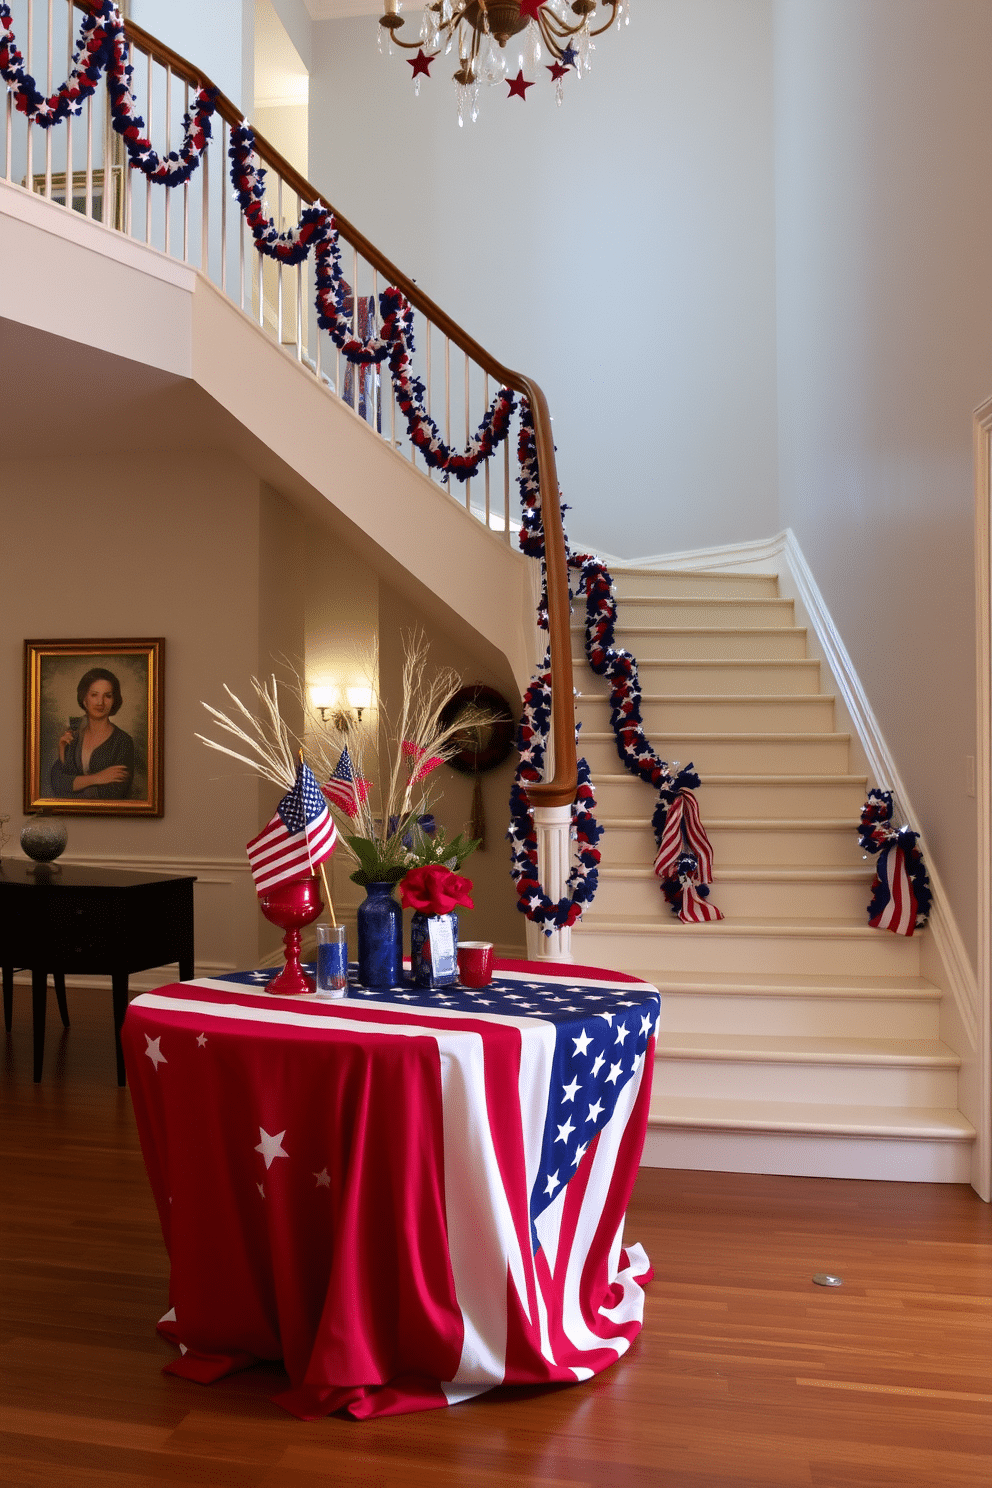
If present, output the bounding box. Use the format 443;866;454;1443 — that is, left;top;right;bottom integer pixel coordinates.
410;911;459;989
357;881;402;988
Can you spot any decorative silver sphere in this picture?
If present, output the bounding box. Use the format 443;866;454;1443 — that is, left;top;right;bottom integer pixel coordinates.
20;816;68;864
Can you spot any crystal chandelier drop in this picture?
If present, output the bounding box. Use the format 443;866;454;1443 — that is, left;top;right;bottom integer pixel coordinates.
378;1;630;124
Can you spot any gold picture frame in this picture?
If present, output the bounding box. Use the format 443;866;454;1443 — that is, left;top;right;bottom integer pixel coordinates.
29;166;125;230
24;638;164;817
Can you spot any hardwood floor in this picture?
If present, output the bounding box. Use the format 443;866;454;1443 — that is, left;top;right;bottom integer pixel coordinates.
2;982;990;1487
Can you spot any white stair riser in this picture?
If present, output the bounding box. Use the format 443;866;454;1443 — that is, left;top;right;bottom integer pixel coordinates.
598;822;865;869
612;571;779;600
639;1127;973;1182
576;695;836;733
594;873;874;920
651;1057;959;1108
573;925;923;977
579;734;851;775
572;628;809;661
657;992;940;1039
614;597;796;629
592;776;866;818
575;659;822;697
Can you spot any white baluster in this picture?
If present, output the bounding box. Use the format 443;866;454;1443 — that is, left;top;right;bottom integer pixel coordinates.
526;804;574;962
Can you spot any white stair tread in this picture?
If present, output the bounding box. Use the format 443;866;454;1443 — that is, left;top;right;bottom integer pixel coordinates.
579;730;851;745
647;1098;975;1141
599;817;856;830
591;772;866;786
614;595;793;607
571;625;808;639
574;657;818;669
657;1033;959;1066
578;692;836;704
624;970;939;998
578;914;921;939
598;866;872;885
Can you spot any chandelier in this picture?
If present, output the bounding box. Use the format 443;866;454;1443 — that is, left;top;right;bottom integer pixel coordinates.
378;1;629;124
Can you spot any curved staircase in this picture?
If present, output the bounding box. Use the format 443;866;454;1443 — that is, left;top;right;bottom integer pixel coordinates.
571;566;976;1182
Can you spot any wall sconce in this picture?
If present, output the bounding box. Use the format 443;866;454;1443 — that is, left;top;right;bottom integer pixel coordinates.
309;684;374;732
309;685;337;724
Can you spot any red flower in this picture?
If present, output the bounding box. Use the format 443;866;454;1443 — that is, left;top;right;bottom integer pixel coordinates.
399;864;474;916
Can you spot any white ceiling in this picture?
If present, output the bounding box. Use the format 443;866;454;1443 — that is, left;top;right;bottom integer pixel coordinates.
303;1;387;18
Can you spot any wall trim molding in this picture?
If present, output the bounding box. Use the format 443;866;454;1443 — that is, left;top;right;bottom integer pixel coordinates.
972;400;992;1200
589;530;787;574
26;852;251;881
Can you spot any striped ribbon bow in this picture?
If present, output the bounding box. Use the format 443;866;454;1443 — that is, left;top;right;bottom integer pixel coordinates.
869;842;919;936
653;788;716;884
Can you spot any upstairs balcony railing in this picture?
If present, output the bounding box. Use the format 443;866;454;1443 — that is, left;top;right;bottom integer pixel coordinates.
1;0;577;814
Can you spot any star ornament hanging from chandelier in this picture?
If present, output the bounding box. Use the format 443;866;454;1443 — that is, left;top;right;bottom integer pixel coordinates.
377;0;630;123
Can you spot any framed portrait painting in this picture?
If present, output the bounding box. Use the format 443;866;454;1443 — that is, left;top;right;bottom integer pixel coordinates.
24;638;164;817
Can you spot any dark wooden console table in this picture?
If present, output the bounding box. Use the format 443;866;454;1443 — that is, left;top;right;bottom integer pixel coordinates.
0;862;195;1086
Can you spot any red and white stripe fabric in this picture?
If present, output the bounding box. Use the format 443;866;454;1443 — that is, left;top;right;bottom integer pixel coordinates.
123;963;658;1421
677;883;723;924
869;844;919;936
652;788;715;883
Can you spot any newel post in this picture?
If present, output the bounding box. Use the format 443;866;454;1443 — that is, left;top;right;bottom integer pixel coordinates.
525;804;574;962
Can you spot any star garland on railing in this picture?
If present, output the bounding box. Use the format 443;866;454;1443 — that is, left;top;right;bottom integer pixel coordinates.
0;1;217;187
515;405;723;922
507;661;602;932
228;124;517;483
858;789;931;935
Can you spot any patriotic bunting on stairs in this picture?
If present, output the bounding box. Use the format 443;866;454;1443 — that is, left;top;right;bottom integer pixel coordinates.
0;7;514;489
513;405;722;923
858;789;931;935
0;1;217;186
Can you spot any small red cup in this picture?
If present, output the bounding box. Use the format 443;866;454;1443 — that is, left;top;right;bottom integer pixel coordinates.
457;941;494;988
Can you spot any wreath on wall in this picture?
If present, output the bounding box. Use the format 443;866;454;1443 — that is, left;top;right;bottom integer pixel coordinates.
439;685;515;848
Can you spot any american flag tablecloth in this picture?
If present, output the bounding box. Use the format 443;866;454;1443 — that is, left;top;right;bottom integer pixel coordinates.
123;959;661;1420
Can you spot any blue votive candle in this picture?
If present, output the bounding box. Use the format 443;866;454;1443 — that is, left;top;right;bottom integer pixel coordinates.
316;924;348;996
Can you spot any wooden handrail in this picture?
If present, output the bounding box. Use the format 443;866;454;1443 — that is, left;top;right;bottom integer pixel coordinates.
78;1;577;809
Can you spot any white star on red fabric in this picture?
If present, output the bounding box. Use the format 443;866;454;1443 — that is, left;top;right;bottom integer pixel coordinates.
256;1182;265;1198
195;1033;208;1048
314;1168;331;1188
144;1035;167;1069
255;1127;289;1169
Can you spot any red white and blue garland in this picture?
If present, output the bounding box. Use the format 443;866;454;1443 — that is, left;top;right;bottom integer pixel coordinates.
0;2;217;187
227;124;517;483
0;16;514;486
858;789;931;935
514;405;722;923
507;661;603;932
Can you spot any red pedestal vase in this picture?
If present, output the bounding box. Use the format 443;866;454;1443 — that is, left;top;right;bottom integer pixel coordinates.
258;877;323;995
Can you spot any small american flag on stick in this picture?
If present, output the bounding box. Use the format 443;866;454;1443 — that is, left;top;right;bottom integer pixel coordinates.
321;746;370;819
247;760;338;895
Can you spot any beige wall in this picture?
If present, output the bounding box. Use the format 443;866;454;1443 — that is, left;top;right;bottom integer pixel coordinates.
1;449;267;973
308;1;781;561
774;0;992;970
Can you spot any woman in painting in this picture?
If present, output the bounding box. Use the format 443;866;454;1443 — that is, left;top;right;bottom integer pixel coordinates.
50;668;135;800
